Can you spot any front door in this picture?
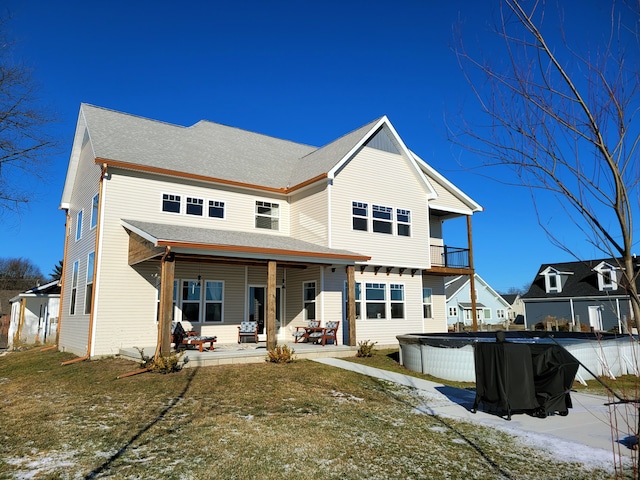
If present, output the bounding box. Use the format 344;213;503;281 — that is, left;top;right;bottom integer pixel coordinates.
249;286;282;340
588;305;603;331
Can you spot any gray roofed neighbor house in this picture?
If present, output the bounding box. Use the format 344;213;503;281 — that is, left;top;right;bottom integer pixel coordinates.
122;219;369;263
81;104;382;191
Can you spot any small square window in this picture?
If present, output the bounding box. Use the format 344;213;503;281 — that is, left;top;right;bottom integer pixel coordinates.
186;197;204;216
162;194;181;213
208;200;225;218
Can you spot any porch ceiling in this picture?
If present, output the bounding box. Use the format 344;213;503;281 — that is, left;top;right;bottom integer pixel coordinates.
122;219;370;265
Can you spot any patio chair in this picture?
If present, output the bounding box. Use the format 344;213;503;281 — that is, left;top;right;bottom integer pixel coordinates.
307;321;340;346
292;320;321;343
238;321;258;343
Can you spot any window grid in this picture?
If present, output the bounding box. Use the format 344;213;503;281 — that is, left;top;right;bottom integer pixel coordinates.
390;284;405;319
91;194;99;229
303;281;316;321
372;205;393;234
162;194;181;213
208;200;225;218
204;281;223;322
186;197;204;216
84;252;95;315
365;283;386;319
255;201;279;230
397;209;411;237
422;287;432;319
352;202;368;231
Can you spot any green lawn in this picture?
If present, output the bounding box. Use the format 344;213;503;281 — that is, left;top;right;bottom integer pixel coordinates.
0;348;614;479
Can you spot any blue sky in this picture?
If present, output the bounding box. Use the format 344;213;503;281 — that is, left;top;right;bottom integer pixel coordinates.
1;0;629;292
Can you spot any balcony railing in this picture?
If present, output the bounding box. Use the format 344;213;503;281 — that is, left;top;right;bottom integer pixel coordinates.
430;245;470;270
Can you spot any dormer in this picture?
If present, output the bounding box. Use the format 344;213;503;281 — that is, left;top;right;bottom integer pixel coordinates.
594;261;619;291
540;266;572;294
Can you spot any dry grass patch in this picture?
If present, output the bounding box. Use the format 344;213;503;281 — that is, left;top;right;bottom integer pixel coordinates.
0;348;613;479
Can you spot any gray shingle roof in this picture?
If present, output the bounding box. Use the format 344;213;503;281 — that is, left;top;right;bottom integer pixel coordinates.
122;219;369;263
522;258;639;299
82;104;381;190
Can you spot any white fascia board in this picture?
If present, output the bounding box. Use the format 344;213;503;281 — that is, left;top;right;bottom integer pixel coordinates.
327;117;388;179
120;220;160;246
60;106;96;208
326;117;436;198
412;150;483;213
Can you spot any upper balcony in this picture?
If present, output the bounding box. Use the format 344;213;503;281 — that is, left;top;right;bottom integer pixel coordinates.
427;245;472;276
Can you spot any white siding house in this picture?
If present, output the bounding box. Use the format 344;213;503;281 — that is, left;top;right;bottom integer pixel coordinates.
57;104;482;357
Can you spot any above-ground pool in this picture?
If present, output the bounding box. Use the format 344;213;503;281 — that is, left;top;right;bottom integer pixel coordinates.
397;331;640;383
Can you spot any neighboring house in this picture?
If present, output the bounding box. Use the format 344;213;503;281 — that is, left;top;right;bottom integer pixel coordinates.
445;274;511;329
0;290;21;349
521;258;638;332
501;293;525;324
57;104;482;357
8;281;60;348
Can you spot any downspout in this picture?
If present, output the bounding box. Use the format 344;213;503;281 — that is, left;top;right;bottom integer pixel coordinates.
62;163;107;365
42;211;71;353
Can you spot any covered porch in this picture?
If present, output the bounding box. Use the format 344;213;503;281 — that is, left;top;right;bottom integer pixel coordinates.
122;220;370;357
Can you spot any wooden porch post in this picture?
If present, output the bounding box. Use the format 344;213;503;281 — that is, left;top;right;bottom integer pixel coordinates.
266;260;277;350
157;249;175;358
467;215;478;332
347;265;356;346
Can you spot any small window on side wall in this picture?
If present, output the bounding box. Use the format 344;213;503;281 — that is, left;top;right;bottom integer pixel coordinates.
162;194;181;213
208;200;225;218
186;197;204;216
75;210;83;241
352;202;368;231
255;201;279;230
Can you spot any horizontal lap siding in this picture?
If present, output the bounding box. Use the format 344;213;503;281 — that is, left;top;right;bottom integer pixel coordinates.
330;147;429;267
425;171;473;213
110;170;290;235
290;183;328;245
353;271;425;346
422;275;447;333
59;142;101;356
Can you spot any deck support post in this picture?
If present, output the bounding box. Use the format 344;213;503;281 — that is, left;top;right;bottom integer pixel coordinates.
347;265;356;346
157;248;175;358
266;260;277;351
467;216;478;332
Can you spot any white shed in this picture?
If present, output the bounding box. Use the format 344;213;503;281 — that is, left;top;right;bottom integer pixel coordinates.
8;281;61;348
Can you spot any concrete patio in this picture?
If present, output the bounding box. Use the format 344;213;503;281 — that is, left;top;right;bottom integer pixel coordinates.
119;341;359;368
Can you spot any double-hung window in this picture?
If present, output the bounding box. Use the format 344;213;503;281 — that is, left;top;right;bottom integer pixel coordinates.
75;211;83;241
448;306;458;317
208;200;225;219
397;209;411;236
204;281;223;322
422;287;432;319
352;202;368;231
70;261;79;315
186;197;204;216
84;252;95;314
303;281;316;321
390;284;405;319
497;309;505;320
372;205;393;234
90;194;99;229
365;283;386;319
162;194;181;213
255;201;279;230
181;280;201;322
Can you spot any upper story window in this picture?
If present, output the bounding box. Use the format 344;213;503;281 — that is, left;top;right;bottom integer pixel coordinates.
595;262;618;291
90;194;99;229
255;201;279;230
397;209;411;236
208;200;225;219
186;197;204;216
448;306;458;317
162;194;181;213
542;267;566;293
75;210;83;241
372;205;393;234
352;202;368;231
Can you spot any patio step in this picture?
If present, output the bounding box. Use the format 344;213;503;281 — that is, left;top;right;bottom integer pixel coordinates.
119;342;359;368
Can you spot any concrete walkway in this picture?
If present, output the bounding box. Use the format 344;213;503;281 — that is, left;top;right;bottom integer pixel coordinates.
314;358;636;469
